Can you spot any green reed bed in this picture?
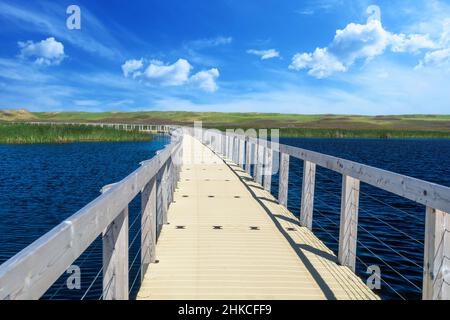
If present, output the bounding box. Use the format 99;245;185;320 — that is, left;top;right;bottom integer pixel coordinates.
0;123;152;144
279;128;450;139
208;126;450;139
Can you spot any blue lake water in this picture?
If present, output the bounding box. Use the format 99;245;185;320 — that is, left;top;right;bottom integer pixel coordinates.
0;136;449;299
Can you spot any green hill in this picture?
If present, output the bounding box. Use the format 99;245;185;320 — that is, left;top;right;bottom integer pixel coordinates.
2;109;450;138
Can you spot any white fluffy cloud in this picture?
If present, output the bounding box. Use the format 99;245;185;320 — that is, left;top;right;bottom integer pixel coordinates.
289;19;390;77
290;5;442;78
417;20;450;68
188;36;233;49
121;59;143;78
439;20;450;47
247;49;280;60
122;58;220;92
390;33;437;53
190;68;220;92
331;20;391;63
290;48;345;78
418;48;450;68
18;37;65;65
145;58;192;86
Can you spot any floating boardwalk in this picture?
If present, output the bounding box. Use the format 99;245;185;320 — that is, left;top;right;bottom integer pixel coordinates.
21;121;170;133
0;126;449;300
137;135;378;300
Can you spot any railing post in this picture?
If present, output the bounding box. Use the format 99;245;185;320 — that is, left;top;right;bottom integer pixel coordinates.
173;153;178;195
254;141;259;182
263;147;273;192
167;158;174;204
227;135;232;160
224;135;228;158
300;161;316;230
234;136;238;164
230;136;234;162
215;132;219;154
423;207;450;300
228;135;233;160
338;175;360;272
245;137;251;174
255;140;264;185
141;177;157;281
239;137;245;169
278;153;289;207
102;205;129;300
178;144;183;183
233;136;239;164
156;164;163;234
161;163;169;225
250;139;255;177
222;133;226;157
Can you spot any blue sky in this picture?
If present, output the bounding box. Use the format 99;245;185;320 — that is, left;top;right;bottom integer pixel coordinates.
0;0;450;114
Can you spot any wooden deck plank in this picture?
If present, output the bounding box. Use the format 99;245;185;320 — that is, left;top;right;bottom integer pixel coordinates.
137;135;378;300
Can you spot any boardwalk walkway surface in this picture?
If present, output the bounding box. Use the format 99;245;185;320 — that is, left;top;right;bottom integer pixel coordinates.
137;135;378;300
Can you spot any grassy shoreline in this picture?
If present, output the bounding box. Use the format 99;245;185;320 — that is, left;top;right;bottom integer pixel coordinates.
278;128;450;139
207;126;450;139
2;109;450;139
0;123;152;144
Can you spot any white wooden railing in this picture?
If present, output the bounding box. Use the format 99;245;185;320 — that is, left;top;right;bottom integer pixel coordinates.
0;128;183;300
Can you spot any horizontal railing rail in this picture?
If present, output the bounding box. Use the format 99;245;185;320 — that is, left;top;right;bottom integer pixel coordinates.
197;128;450;300
0;129;183;300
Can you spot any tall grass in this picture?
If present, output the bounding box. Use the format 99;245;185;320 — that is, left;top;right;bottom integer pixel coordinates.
207;126;450;139
279;128;450;139
0;123;152;144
